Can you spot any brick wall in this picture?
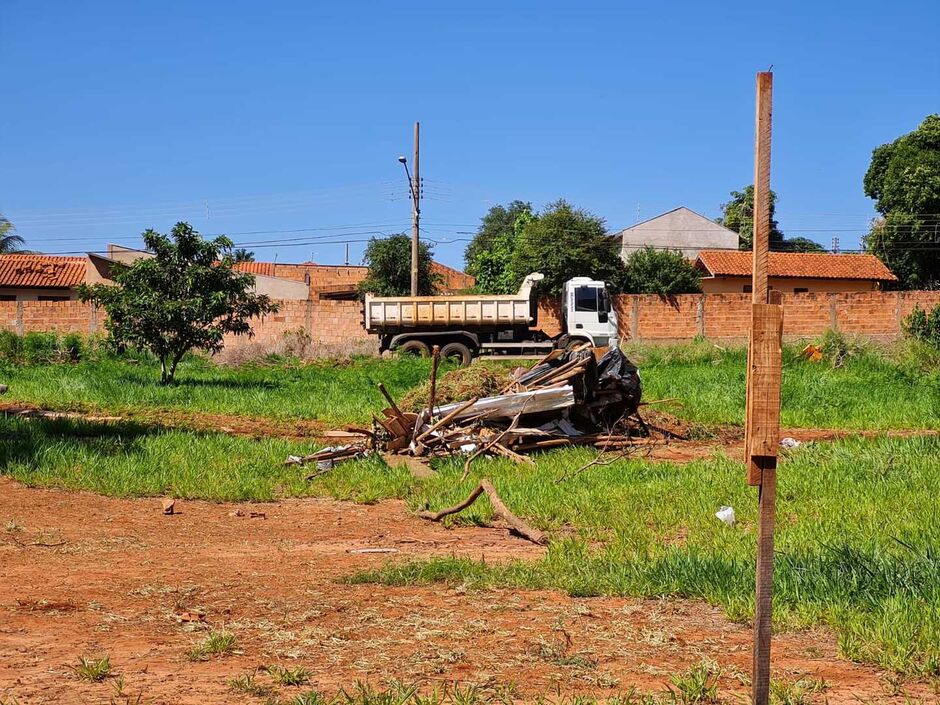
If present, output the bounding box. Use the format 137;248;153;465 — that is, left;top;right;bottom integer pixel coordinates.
3;292;940;357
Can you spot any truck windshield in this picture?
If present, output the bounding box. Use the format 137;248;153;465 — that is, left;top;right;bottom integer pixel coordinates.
574;286;599;312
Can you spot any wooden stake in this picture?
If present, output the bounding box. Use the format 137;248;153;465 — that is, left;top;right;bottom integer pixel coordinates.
746;70;781;705
752;72;773;305
427;345;441;421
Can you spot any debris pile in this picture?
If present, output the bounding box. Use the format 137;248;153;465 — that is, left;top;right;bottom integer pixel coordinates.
343;346;648;465
287;346;659;544
287;347;662;481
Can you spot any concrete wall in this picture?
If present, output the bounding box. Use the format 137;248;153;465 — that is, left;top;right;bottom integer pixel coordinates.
701;276;880;294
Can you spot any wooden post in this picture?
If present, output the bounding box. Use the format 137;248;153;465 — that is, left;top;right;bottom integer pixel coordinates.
745;70;782;705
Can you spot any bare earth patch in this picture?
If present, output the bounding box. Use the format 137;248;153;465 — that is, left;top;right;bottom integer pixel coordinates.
0;478;931;704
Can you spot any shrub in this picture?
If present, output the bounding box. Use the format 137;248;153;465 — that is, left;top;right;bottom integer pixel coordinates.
61;332;83;361
903;304;940;349
0;330;22;363
22;331;59;364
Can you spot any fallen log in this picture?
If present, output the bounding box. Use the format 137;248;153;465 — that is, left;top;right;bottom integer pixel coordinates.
418;479;547;545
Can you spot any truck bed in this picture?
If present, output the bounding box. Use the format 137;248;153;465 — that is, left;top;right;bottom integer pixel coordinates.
364;292;534;330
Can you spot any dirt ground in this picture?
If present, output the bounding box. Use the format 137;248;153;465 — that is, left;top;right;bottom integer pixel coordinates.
0;479;932;704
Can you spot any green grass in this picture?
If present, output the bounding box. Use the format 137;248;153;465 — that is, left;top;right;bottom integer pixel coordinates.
186;630;237;661
72;654;112;682
629;338;940;430
266;665;313;686
0;355;445;426
0;416;412;502
0;340;937;430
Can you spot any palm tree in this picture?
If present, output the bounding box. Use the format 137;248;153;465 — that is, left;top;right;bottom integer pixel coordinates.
0;217;25;254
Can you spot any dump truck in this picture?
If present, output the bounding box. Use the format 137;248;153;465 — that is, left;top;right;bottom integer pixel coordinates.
363;273;619;365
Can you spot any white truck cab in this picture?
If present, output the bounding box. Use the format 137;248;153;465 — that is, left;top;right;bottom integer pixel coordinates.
562;277;618;349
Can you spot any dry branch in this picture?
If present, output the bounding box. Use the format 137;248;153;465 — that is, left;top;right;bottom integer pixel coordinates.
418;479;546;545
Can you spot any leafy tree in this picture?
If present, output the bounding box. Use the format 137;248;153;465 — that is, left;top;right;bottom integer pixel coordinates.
903;303;940;348
78;222;278;384
718;185;826;253
621;247;702;295
864;114;940;289
233;248;255;263
511;200;626;296
466;204;533;294
464;200;531;269
776;236;826;253
358;233;438;297
718;185;785;250
0;216;25;254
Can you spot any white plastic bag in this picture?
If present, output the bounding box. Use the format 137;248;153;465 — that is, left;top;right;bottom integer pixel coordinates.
715;506;736;526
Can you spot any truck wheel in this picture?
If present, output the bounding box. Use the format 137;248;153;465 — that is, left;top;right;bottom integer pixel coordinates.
565;337;590;352
441;341;473;367
398;340;430;357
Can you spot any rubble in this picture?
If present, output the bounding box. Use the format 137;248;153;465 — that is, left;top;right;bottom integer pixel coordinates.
370;346;648;463
287;347;658;480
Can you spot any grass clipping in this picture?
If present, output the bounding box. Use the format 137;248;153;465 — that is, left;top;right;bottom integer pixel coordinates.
399;362;510;413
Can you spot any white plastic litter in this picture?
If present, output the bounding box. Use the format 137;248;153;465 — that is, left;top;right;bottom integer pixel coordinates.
715;506;736;526
779;437;802;448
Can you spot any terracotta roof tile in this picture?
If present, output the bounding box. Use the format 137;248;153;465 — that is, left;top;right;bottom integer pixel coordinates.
0;255;87;289
696;250;897;282
233;261;277;277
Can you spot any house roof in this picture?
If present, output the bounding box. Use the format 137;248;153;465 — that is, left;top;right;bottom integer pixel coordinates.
234;261;277;277
696;250;898;282
0;254;87;289
615;206;737;235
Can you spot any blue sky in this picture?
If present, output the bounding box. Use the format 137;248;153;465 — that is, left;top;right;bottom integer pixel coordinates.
1;0;937;268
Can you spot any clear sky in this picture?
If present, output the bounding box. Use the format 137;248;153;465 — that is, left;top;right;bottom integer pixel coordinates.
1;0;938;268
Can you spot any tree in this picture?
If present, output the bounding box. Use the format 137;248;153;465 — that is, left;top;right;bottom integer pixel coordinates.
719;185;784;250
358;234;438;297
233;248;255;263
621;247;702;295
511;200;626;296
0;216;25;254
465;201;532;293
77;222;278;384
863;114;940;289
718;185;826;253
777;236;826;253
466;203;533;294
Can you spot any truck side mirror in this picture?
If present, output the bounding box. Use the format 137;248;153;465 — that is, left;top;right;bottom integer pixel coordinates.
598;310;609;323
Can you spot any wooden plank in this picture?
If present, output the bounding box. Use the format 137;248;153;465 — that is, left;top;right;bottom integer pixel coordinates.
752;456;777;705
748;70;778;705
745;302;783;484
752;71;773;305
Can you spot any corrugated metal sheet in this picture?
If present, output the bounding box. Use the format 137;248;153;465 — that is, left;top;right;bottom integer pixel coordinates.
0;255;87;289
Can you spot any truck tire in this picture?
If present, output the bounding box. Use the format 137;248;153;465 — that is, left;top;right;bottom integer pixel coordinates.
398;340;430;357
441;341;473;367
565;336;590;352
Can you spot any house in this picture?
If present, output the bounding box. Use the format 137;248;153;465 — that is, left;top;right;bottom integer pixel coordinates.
613;207;740;260
0;246;476;302
233;259;475;299
0;254;87;301
695;250;897;293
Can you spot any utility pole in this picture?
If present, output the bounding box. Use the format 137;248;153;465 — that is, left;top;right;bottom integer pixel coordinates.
410;121;421;296
745;70;783;705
